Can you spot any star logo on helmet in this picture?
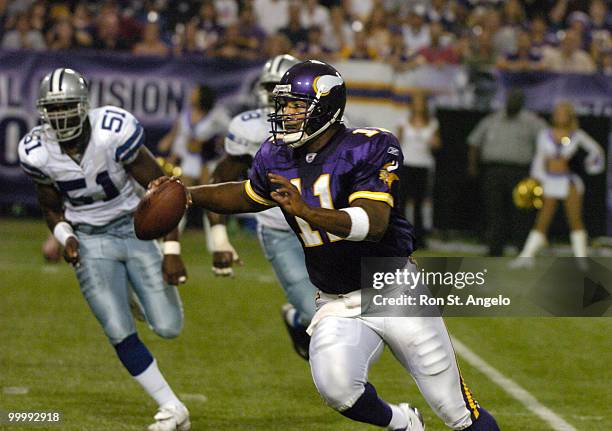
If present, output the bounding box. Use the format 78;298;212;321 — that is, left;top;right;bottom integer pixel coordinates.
312;75;344;97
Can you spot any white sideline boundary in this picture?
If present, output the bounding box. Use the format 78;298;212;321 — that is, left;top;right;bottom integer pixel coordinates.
452;337;578;431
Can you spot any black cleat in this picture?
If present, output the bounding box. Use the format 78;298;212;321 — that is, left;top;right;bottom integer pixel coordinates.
281;304;311;361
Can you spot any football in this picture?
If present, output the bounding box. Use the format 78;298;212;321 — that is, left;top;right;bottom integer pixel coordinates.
134;178;188;240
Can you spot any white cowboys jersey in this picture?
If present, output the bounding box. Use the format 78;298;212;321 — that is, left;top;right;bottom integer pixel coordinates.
173;107;231;178
19;106;145;226
224;108;289;230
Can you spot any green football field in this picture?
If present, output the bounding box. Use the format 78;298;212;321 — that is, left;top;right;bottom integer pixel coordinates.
0;218;609;431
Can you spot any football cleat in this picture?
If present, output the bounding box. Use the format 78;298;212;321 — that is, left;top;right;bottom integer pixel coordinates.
147;403;191;431
281;303;311;361
397;403;425;431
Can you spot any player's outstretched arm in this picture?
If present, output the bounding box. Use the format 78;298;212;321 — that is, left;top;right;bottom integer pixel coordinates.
268;173;390;242
189;181;269;214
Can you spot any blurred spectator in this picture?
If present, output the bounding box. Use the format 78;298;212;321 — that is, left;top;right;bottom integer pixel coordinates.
426;0;459;33
93;5;129;51
467;89;547;256
280;3;308;46
300;0;331;31
2;12;45;50
417;21;460;66
254;0;289;35
197;1;224;53
132;21;169;56
529;15;558;55
397;91;441;247
342;0;374;22
173;18;204;56
295;25;335;59
542;28;596;73
401;6;431;54
72;2;94;48
463;28;496;71
567;10;591;49
214;0;238;28
340;28;378;59
322;6;354;52
236;4;266;55
388;30;419;70
48;17;79;50
589;0;611;34
263;32;292;57
29;0;47;33
496;30;544;71
364;6;392;58
215;23;258;59
483;8;516;55
0;0;8;40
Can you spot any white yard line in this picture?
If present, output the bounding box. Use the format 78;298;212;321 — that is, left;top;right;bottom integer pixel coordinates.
452;337;578;431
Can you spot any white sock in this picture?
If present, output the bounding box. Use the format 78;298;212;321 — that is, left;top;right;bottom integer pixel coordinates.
519;230;546;257
422;200;433;231
570;229;588;257
134;360;181;407
387;404;408;430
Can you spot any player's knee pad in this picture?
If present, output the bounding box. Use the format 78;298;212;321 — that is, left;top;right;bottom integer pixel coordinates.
150;319;183;339
311;357;365;411
411;326;452;376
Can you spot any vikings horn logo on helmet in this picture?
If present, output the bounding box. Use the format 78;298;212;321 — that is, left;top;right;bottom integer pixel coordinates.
313;75;344;97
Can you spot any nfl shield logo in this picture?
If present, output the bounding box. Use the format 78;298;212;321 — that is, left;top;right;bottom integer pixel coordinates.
306;153;317;163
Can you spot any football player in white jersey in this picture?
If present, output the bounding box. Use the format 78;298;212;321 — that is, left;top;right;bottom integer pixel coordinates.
19;68;190;431
206;54;317;359
158;85;230;187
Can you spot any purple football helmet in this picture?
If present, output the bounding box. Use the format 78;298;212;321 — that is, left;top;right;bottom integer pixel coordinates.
269;60;346;148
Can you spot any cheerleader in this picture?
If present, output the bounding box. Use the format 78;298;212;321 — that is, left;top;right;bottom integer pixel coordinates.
517;101;605;258
397;91;441;246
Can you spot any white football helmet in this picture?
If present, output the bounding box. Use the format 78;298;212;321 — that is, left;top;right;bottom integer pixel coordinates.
257;54;300;108
36;68;90;142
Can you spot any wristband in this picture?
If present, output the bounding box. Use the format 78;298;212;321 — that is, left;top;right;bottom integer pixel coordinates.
340;207;370;241
53;221;76;246
163;241;181;255
210;224;232;251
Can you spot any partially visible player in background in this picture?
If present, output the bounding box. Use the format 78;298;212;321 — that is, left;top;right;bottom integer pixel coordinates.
158;84;230;187
19;68;190;431
207;54;316;359
515;100;605;259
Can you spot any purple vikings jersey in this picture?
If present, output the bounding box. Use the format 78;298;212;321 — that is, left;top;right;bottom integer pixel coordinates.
246;125;415;294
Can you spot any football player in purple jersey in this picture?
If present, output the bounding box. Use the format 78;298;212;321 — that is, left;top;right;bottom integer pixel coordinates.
148;60;499;431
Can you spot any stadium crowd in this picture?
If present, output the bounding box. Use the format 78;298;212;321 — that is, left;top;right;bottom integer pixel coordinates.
0;0;610;74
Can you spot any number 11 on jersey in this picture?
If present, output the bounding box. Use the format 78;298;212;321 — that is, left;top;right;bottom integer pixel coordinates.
290;174;341;247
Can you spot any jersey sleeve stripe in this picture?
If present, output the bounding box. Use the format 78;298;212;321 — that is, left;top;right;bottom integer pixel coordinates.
115;127;145;162
19;162;49;180
244;180;275;206
115;124;144;161
348;191;394;207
